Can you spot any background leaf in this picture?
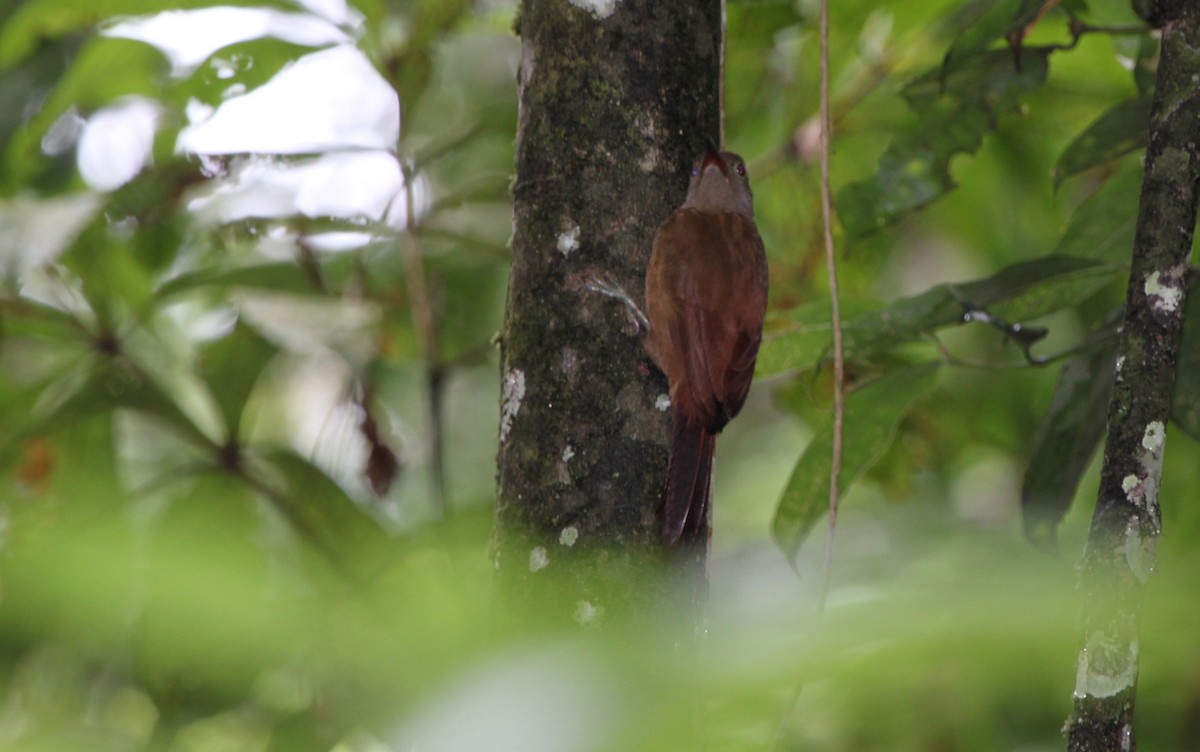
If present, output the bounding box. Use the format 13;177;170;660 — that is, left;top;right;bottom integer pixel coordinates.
759;255;1119;375
2;37;165;191
196;321;279;441
259;449;391;577
756;298;883;377
1021;313;1120;548
837;47;1052;240
1172;272;1200;440
942;0;1051;72
1051;156;1141;264
773;362;940;561
24;354;214;450
1054;96;1151;185
155;262;327;301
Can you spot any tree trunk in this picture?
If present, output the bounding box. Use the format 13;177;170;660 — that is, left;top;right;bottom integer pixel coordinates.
1066;3;1200;748
495;0;723;625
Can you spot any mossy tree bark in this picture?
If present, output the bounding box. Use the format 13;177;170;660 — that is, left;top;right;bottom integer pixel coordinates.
1067;3;1200;748
495;0;722;624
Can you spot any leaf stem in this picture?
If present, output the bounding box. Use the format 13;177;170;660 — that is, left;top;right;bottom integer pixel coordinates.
929;327;1121;370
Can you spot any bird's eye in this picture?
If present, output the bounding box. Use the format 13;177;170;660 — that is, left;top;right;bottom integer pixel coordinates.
735;162;746;177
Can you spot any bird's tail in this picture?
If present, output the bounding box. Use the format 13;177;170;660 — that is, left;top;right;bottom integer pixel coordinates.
661;413;715;546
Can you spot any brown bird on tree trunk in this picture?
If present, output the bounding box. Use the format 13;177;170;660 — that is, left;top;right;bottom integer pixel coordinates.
645;150;769;546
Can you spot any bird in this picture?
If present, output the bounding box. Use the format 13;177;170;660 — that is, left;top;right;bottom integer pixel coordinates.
644;150;769;546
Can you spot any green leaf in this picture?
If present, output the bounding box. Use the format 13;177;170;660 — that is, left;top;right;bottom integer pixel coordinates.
942;0;1048;72
1172;273;1200;440
1054;97;1150;185
1051;157;1140;264
838;47;1051;240
169;37;328;111
0;297;89;342
980;260;1120;324
847;256;1114;360
943;254;1113;321
0;0;276;70
259;450;391;577
1131;32;1157;96
386;0;472;122
0;39;72;174
0;305;92;453
0;1;109;70
105;161;196;272
1021;314;1120;549
3;37;165;189
58;162;196;306
155;263;322;301
756;299;884;378
759;256;1119;374
62;220;156;330
196;322;278;442
772;362;940;562
427;254;514;364
21;353;212;451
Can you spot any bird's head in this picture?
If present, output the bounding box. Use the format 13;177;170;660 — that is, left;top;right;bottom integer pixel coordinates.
683;150;754;218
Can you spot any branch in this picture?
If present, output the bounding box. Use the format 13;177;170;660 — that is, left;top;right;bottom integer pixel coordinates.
397;159;449;520
1066;4;1200;749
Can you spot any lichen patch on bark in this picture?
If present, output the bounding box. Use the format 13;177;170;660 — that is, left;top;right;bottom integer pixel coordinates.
1144;265;1187;323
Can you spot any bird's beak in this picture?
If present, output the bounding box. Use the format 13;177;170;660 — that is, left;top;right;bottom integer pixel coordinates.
700;150;726;176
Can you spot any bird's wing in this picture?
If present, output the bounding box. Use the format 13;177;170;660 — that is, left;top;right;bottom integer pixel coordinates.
648;210;766;430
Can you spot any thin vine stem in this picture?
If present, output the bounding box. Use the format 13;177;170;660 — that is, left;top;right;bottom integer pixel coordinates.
816;0;844;627
768;0;843;747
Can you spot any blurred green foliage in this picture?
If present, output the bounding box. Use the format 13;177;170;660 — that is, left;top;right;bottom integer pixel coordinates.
0;0;1199;750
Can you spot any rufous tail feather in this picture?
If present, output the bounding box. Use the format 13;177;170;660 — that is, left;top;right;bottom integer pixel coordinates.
662;413;714;545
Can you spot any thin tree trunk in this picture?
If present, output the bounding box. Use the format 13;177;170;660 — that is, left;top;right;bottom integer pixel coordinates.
495;0;722;624
1066;3;1200;748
